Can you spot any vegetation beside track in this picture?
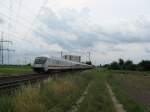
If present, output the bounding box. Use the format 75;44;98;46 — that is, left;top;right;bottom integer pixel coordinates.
0;69;115;112
107;70;149;112
0;65;32;75
0;71;92;112
77;69;115;112
1;69;149;112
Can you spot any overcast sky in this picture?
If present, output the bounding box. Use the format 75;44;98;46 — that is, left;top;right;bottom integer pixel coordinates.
0;0;150;65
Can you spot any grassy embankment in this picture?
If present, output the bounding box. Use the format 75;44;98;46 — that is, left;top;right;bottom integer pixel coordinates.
0;65;32;75
0;69;115;112
77;69;115;112
107;70;150;112
0;69;149;112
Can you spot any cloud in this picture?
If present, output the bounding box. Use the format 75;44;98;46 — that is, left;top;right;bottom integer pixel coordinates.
100;16;150;44
31;7;150;62
0;17;4;24
0;0;147;65
33;8;100;51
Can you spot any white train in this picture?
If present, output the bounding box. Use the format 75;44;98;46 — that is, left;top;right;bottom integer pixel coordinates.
32;56;93;73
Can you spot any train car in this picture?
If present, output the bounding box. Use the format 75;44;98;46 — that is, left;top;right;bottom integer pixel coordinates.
32;56;93;73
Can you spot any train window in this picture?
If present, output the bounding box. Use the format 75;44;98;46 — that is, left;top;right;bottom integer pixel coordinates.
56;60;59;64
60;61;62;65
62;61;65;65
52;59;56;64
49;59;52;64
55;60;57;64
54;60;57;64
34;57;47;64
61;61;63;65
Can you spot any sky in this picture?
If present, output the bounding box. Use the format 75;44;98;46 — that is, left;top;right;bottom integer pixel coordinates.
0;0;150;65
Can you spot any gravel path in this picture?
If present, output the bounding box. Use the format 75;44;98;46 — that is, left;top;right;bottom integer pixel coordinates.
106;83;126;112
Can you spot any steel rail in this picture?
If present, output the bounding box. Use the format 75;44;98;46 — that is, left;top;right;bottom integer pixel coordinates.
0;73;50;89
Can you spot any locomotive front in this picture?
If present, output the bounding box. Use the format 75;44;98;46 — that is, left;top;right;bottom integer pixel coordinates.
32;57;48;72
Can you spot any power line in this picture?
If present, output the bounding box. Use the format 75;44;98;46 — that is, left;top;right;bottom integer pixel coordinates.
0;0;57;55
23;0;49;40
0;10;35;30
7;0;13;43
0;1;48;33
0;1;46;30
89;52;91;62
13;0;22;33
0;1;41;20
0;1;55;44
0;8;54;40
0;29;47;51
0;31;15;65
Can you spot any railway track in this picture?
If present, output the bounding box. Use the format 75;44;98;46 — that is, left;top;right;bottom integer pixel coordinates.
0;73;51;90
0;70;82;91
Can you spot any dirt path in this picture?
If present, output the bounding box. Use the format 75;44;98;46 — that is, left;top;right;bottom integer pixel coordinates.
106;83;126;112
67;82;91;112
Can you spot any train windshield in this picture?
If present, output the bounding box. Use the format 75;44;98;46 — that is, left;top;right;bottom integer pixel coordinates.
34;57;47;64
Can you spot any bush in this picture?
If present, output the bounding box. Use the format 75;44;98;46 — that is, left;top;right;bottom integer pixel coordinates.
104;59;136;71
138;60;150;71
124;60;136;70
110;61;120;70
14;86;46;112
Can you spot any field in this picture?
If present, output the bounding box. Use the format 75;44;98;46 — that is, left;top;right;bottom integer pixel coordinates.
0;69;115;112
0;66;32;76
0;69;150;112
107;70;150;112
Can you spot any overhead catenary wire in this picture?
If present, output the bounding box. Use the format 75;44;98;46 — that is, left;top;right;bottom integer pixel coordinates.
0;1;54;42
0;1;49;30
0;13;55;49
0;0;65;64
0;31;15;65
7;0;13;40
13;0;22;32
0;29;55;53
0;9;38;30
0;10;51;43
0;0;54;38
0;0;51;39
0;0;71;60
23;0;49;40
0;0;43;21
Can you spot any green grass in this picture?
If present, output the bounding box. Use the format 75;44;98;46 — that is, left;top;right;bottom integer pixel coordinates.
1;69;148;112
0;95;14;112
77;69;115;112
0;66;32;75
107;71;145;112
0;71;93;112
109;69;150;76
39;71;92;112
0;69;116;112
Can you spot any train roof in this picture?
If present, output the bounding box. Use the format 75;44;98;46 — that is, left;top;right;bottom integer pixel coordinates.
35;56;91;66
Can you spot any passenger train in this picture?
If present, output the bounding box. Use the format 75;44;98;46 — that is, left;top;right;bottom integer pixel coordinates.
32;56;93;73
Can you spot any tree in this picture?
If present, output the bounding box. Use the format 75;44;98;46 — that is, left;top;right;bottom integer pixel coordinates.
118;58;124;70
110;61;120;70
103;64;110;69
138;60;150;71
124;60;136;70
